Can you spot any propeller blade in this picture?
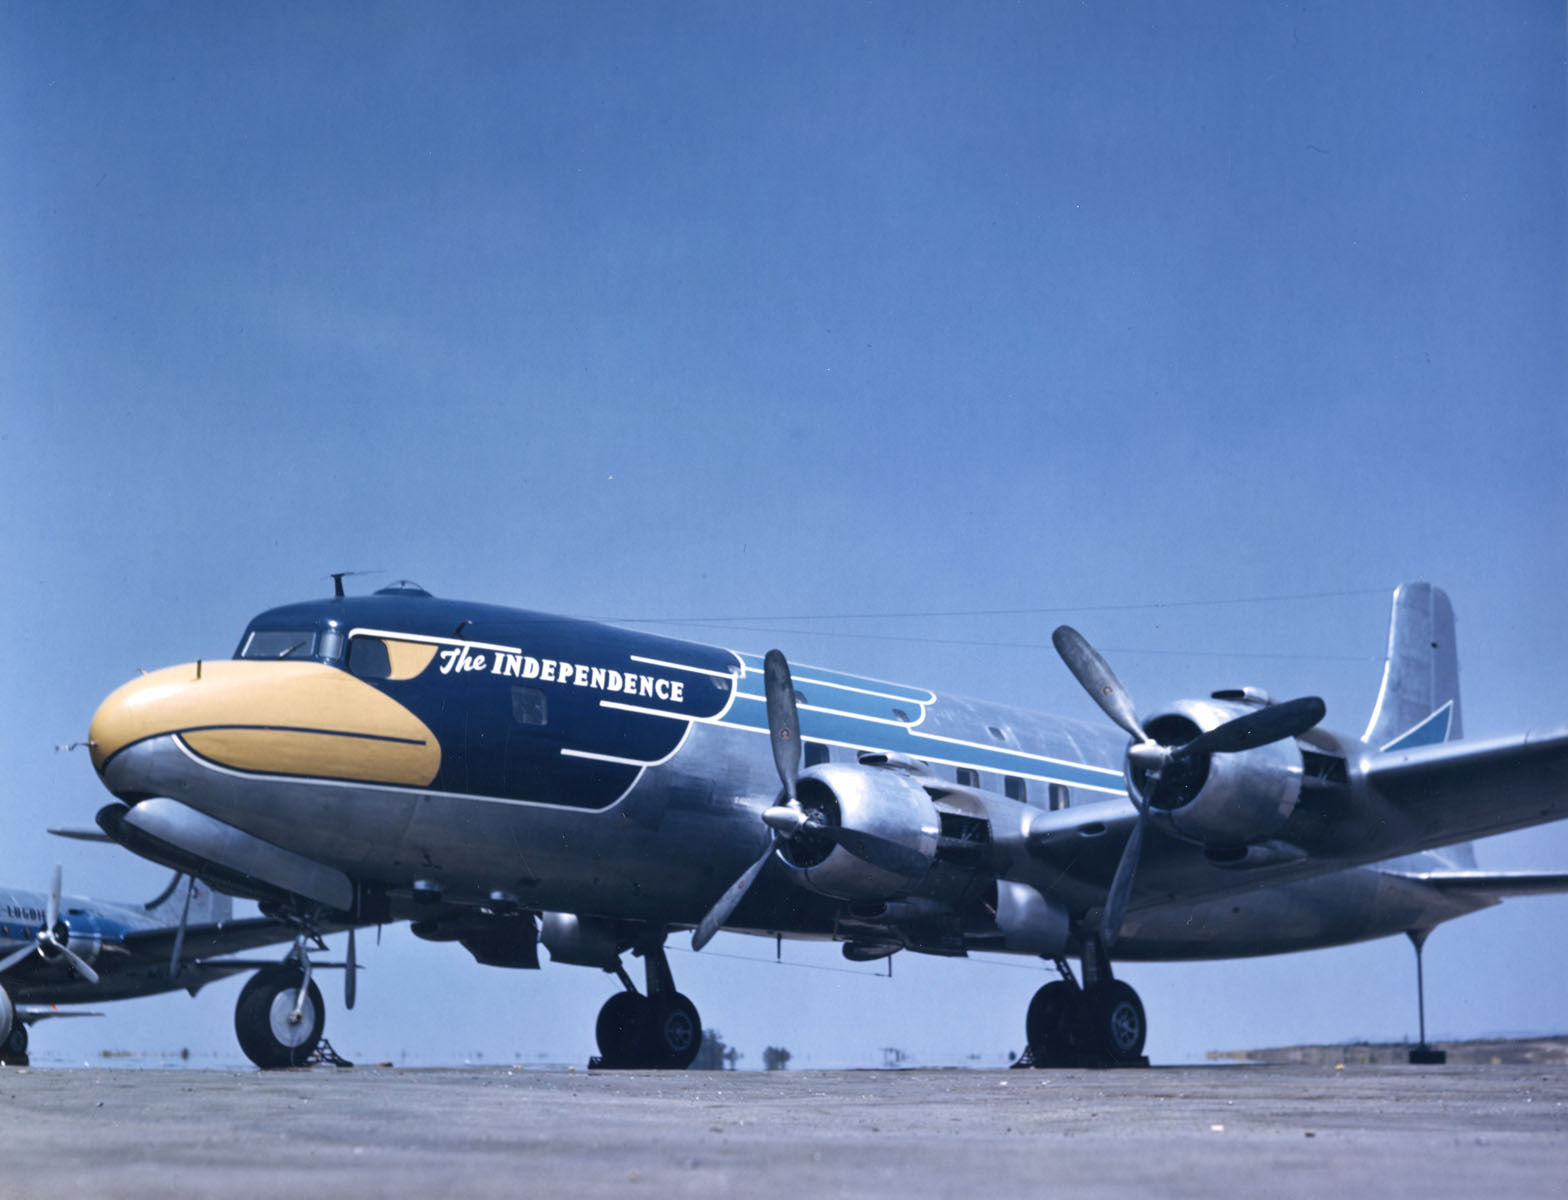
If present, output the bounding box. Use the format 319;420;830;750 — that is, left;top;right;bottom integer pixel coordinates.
345;927;357;1011
1099;807;1148;948
168;874;195;980
763;650;802;801
807;822;934;879
0;943;36;976
1051;626;1148;743
692;834;778;951
55;941;100;986
46;865;61;933
1179;696;1327;759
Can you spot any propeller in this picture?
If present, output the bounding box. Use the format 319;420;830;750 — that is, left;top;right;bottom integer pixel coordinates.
1051;626;1325;948
692;651;800;950
0;865;101;984
693;649;930;951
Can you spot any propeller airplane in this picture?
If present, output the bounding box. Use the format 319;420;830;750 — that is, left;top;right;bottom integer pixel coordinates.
76;580;1568;1068
0;863;350;1066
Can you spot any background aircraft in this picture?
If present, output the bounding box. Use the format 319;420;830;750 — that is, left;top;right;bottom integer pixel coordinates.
0;863;346;1067
80;580;1568;1068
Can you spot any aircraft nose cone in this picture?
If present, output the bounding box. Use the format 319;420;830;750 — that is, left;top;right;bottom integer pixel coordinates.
89;658;442;791
89;665;204;776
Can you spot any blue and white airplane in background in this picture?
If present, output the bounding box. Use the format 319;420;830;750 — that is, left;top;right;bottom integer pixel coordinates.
0;866;332;1066
78;580;1568;1068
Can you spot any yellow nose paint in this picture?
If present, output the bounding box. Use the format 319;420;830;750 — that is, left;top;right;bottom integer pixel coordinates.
91;660;440;786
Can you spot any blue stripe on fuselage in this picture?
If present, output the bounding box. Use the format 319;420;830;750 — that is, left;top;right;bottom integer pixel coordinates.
721;659;1124;794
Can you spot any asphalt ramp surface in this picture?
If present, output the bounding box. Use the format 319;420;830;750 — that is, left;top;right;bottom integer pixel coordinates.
2;1064;1565;1199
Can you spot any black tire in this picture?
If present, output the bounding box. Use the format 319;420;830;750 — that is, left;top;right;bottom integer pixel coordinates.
1025;981;1078;1067
234;965;325;1070
1076;980;1146;1064
646;992;702;1070
1;1020;29;1067
595;991;651;1067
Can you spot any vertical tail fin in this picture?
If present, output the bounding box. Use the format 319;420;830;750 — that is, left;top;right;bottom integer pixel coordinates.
1363;582;1463;752
144;873;233;927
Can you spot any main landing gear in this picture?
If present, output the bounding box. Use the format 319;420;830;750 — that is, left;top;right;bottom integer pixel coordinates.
1;1021;29;1067
1023;938;1148;1069
592;936;702;1070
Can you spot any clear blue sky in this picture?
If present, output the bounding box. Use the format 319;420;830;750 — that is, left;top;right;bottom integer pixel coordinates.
2;2;1563;1067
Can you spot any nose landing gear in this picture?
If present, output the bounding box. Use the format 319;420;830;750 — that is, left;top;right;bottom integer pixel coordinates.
234;962;324;1069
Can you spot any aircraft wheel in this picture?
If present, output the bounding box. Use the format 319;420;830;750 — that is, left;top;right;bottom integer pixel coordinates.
595;991;651;1067
235;965;325;1070
646;992;702;1070
1076;980;1146;1065
1;1021;29;1067
1025;980;1078;1067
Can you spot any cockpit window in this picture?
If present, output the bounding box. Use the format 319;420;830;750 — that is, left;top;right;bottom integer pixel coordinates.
239;630;319;660
347;636;392;680
347;635;439;681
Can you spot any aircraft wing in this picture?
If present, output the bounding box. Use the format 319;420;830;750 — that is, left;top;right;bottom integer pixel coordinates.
1378;869;1568;898
119;915;337;962
1360;722;1568;854
1015;724;1568;921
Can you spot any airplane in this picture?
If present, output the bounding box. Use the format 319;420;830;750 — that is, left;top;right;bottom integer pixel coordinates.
0;864;350;1067
77;579;1568;1069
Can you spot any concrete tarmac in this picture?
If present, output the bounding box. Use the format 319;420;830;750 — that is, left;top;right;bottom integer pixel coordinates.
2;1064;1565;1200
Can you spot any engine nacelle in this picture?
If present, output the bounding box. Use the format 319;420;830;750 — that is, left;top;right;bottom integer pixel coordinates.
0;984;13;1044
53;919;103;968
779;763;941;902
1133;698;1304;846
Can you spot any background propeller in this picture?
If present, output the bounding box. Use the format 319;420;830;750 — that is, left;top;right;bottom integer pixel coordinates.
0;865;101;984
1051;625;1325;948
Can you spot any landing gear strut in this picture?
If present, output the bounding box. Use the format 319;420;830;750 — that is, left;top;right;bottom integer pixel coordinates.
593;935;702;1069
1024;938;1148;1068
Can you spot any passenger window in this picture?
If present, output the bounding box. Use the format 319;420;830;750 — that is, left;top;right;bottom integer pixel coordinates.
1049;783;1071;811
1004;776;1027;804
512;686;548;726
956;767;980;788
804;741;830;767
